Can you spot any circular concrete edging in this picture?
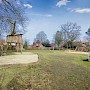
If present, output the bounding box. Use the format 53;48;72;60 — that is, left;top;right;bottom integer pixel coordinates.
0;53;38;65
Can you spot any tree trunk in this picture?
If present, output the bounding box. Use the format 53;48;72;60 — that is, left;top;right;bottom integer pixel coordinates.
67;42;68;49
11;21;16;35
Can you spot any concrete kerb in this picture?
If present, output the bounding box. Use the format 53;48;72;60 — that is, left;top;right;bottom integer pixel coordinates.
0;52;38;65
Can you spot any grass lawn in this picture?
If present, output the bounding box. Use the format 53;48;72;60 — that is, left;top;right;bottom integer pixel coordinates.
0;50;90;90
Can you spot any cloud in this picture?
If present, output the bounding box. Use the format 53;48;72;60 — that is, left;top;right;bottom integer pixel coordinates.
56;0;70;7
71;8;90;13
30;13;53;17
24;4;32;9
45;14;53;17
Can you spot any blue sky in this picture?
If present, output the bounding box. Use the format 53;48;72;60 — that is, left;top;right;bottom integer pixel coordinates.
22;0;90;44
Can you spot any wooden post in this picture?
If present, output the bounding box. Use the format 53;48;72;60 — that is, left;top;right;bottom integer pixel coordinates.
16;43;18;52
20;44;23;54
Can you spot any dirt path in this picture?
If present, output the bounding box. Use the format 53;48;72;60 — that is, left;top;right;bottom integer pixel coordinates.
0;52;38;65
65;50;89;54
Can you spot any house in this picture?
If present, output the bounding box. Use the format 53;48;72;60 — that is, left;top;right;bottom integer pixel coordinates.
61;41;89;52
49;43;56;50
31;40;46;50
74;42;89;52
0;40;5;45
0;40;5;50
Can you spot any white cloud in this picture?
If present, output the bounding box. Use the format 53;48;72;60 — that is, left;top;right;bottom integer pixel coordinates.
30;13;53;17
24;4;32;9
56;0;70;7
71;8;90;13
45;14;53;17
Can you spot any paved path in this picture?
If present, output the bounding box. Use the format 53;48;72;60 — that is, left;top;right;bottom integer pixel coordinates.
0;52;38;65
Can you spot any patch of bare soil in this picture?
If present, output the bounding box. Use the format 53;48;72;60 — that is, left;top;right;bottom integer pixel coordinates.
65;50;89;54
0;52;38;65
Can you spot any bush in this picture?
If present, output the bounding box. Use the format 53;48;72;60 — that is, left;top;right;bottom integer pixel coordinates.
54;47;59;50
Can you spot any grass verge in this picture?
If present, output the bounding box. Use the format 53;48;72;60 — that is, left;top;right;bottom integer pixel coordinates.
0;50;90;90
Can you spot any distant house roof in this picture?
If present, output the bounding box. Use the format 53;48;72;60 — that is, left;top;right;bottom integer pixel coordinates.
61;41;89;47
50;43;56;47
32;40;43;47
0;40;5;45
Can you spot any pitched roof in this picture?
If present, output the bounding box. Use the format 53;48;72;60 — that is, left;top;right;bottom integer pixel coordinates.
0;40;5;45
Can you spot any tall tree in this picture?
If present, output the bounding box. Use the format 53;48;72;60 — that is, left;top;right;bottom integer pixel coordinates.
61;22;81;48
23;40;29;50
86;27;90;42
86;27;90;52
54;31;63;49
34;31;47;42
0;0;25;36
42;39;50;47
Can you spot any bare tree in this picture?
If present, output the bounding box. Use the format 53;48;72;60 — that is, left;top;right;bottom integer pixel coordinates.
86;27;90;54
61;22;81;49
34;31;47;42
0;0;26;36
42;39;50;47
86;27;90;42
54;31;63;49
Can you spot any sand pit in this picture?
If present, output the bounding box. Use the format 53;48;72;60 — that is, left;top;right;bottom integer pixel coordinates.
0;52;38;65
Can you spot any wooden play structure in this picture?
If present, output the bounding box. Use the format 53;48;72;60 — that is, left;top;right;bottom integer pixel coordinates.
6;34;23;52
6;21;23;52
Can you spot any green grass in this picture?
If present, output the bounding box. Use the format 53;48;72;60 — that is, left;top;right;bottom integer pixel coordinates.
0;50;90;90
